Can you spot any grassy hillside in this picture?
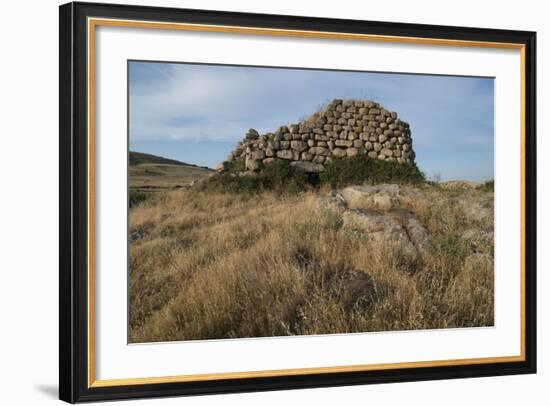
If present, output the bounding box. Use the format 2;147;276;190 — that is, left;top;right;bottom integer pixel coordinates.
128;151;214;206
129;151;210;169
128;184;494;343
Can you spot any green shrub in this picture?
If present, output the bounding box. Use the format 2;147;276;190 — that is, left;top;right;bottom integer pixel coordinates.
197;159;318;195
198;156;425;194
320;156;425;188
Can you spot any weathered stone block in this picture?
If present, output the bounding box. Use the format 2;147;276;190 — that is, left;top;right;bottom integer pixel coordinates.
381;148;393;157
368;151;378;159
289;124;299;134
335;140;353;147
291;140;308;152
347;148;359;157
301;152;313;161
251;150;265;160
246;128;259;140
269;140;280;150
276;150;293;160
315;134;329;141
313;155;326;164
332;148;347;158
309;146;329;156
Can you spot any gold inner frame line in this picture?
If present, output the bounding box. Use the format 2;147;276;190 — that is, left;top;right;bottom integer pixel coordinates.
87;17;527;388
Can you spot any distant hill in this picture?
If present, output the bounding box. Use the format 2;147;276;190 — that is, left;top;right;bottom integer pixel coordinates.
129;151;211;170
129;151;214;194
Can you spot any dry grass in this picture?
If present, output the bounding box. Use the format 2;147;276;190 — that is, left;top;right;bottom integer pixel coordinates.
129;186;493;343
129;163;213;192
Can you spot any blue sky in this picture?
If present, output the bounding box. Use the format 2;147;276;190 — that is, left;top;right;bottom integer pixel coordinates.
129;61;494;181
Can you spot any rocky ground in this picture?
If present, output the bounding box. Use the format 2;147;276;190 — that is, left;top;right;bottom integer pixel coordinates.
317;183;493;272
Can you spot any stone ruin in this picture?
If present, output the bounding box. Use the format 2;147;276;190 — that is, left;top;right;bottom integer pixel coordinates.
217;99;416;175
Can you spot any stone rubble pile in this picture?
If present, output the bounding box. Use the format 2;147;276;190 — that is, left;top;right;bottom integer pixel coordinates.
217;99;416;174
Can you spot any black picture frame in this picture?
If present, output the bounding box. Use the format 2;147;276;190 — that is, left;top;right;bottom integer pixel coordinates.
59;1;537;403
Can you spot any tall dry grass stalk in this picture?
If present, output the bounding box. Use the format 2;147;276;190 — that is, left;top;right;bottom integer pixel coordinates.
129;186;493;343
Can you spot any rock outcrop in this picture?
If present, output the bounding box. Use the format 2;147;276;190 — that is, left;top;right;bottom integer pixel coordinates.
316;184;431;270
218;99;416;175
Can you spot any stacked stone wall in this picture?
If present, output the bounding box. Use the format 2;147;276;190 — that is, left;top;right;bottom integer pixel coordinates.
218;99;415;174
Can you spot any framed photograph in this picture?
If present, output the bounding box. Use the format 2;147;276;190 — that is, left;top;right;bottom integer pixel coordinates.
59;1;536;403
